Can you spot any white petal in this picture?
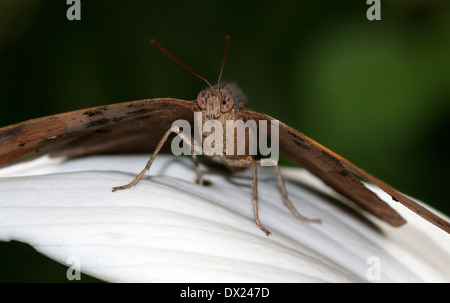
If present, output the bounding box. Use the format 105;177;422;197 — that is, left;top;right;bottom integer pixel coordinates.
0;155;448;282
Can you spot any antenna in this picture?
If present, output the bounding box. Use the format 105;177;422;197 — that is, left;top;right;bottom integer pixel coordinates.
150;39;217;95
217;35;230;91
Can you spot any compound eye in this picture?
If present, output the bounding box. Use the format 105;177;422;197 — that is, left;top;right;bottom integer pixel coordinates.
196;91;207;109
220;94;233;113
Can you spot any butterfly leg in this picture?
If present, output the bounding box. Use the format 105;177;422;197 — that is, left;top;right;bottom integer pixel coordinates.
251;158;271;236
113;125;206;192
112;126;185;192
188;138;207;185
180;129;209;185
274;164;321;223
211;156;271;235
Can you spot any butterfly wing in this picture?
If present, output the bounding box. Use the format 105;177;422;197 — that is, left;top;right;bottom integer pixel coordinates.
0;98;197;168
240;109;450;234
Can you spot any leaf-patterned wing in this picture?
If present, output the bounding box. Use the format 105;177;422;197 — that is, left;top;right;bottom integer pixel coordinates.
0;98;196;168
241;109;450;234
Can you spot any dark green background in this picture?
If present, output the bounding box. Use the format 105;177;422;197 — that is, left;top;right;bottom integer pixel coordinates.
0;1;448;282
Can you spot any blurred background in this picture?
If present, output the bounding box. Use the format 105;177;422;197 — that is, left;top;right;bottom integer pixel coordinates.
0;0;448;281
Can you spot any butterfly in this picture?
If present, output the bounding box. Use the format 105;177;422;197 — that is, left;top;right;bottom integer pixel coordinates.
1;36;448;235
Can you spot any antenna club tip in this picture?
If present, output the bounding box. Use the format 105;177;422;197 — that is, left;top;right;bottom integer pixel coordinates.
150;38;156;44
225;34;230;40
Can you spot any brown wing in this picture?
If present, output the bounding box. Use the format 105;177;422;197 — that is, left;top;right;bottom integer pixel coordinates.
0;98;197;168
240;109;450;234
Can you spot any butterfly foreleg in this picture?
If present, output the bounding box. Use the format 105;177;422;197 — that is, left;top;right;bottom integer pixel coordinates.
112;125;191;192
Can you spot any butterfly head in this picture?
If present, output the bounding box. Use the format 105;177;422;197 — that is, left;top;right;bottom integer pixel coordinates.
196;84;234;120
